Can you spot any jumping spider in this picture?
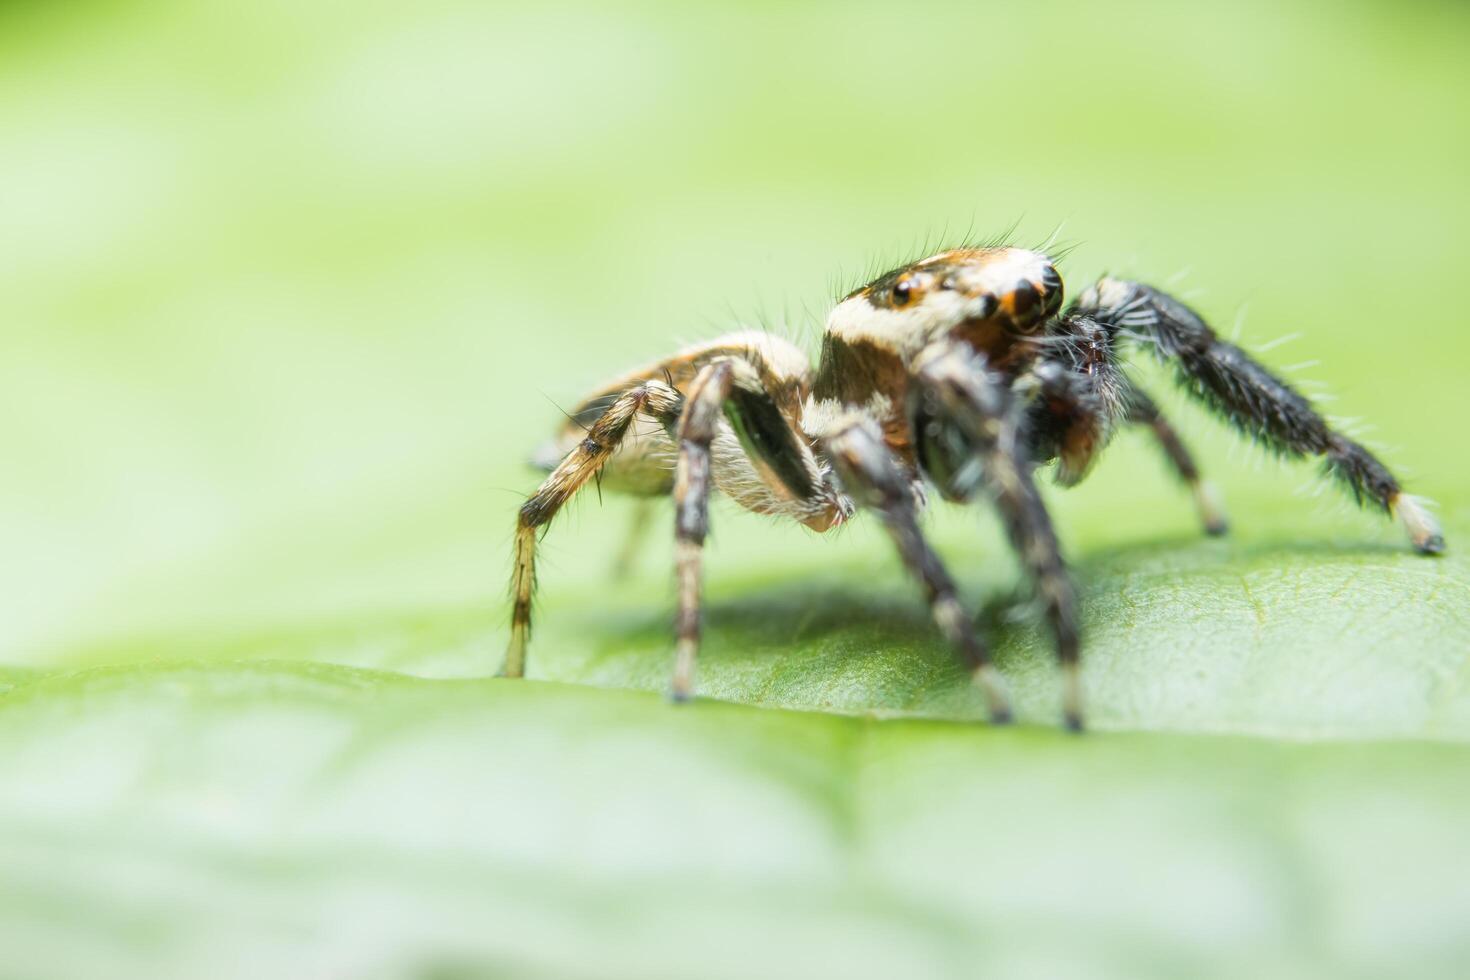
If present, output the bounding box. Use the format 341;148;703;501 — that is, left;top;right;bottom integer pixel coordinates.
506;245;1445;730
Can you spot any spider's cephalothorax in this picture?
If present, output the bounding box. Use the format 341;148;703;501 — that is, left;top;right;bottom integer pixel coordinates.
505;246;1445;730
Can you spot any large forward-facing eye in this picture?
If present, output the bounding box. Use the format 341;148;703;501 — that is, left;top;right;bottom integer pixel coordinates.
891;272;933;307
1006;281;1047;333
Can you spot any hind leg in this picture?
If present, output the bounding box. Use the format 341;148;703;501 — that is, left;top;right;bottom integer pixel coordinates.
507;381;683;678
610;498;658;580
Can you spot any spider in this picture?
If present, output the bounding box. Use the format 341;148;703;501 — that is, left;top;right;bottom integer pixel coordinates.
505;244;1445;730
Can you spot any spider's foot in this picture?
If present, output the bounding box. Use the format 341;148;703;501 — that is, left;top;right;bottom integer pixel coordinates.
1194;480;1230;537
1061;662;1084;734
972;664;1013;725
669;640;697;703
500;635;527;679
1393;493;1445;556
1418;535;1447;556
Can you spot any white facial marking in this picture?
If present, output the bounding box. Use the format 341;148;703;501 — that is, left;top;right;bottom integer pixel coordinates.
953;248;1051;301
827;248;1055;354
826;291;972;348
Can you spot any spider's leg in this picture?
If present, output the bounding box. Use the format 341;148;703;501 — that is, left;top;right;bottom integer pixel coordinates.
912;339;1083;731
507;380;683;678
669;361;734;700
1124;386;1229;536
669;358;844;699
824;417;1012;723
609;497;657;581
1074;278;1443;553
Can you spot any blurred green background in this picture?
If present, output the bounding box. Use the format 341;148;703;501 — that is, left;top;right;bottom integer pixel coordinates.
2;1;1469;977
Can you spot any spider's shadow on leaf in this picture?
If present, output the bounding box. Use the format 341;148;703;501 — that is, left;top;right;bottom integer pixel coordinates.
581;528;1419;678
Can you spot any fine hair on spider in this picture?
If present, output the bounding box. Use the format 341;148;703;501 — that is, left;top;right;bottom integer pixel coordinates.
505;241;1445;731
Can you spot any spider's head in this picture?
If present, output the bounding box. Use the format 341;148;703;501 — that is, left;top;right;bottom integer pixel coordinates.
831;247;1064;355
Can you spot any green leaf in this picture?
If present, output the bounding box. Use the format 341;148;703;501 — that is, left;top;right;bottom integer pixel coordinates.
5;644;1470;979
7;526;1469;977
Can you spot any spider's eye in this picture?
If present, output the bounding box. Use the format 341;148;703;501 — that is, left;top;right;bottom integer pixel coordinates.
892;279;913;305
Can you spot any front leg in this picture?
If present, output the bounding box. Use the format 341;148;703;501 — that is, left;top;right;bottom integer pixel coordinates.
912;340;1084;730
1073;278;1443;554
824;417;1012;723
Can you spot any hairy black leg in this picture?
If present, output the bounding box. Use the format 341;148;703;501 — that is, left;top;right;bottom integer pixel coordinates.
913;341;1084;731
1125;387;1229;536
669;361;736;701
824;418;1012;723
1074;278;1443;553
507;381;684;678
